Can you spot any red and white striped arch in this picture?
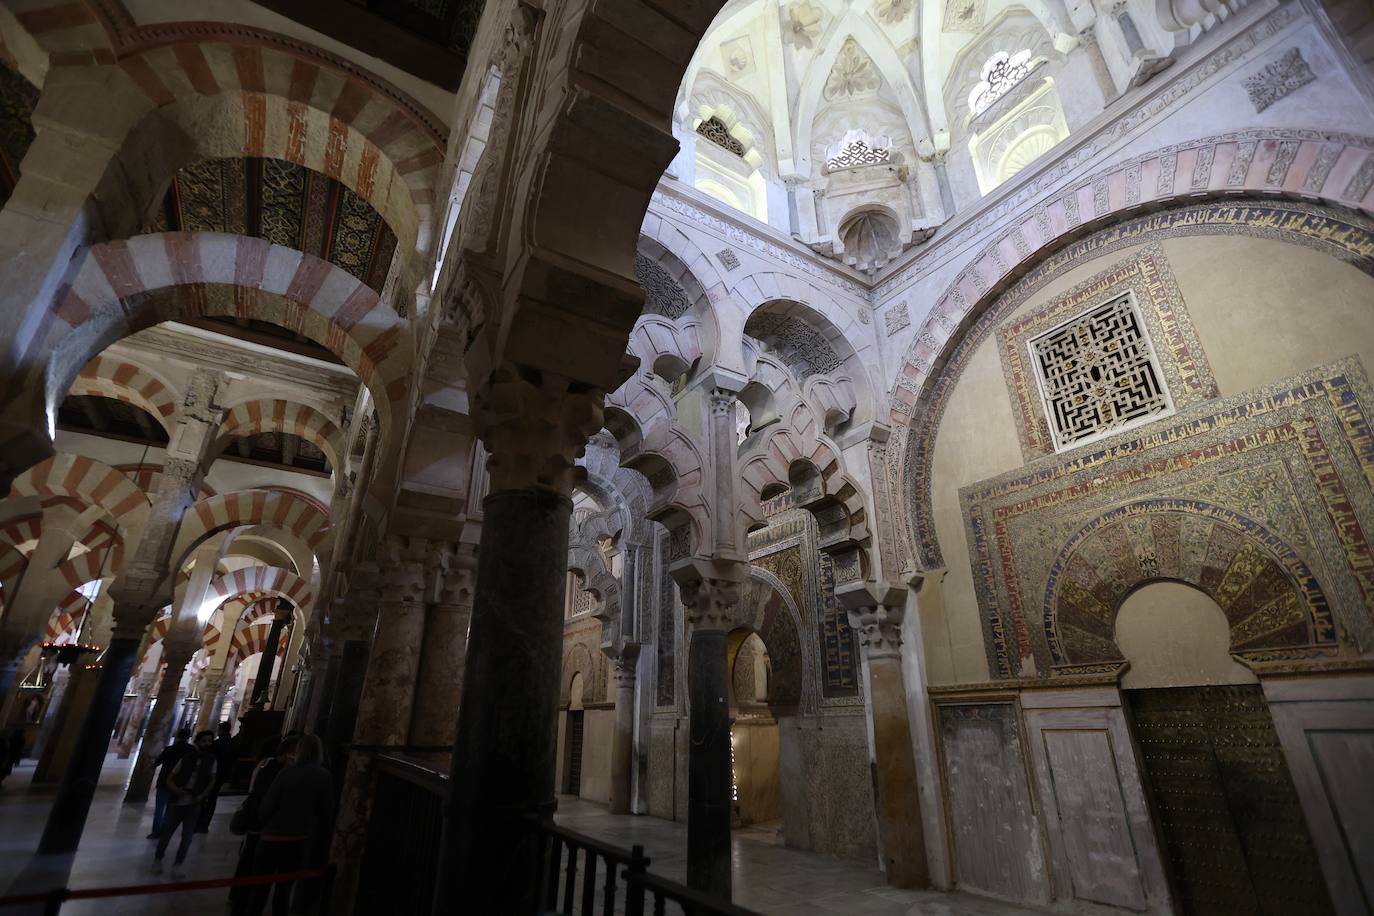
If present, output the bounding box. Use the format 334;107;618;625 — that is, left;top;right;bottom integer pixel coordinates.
214;400;344;472
0;513;42;556
208;565;313;618
172;488;330;572
230;618;290;667
68;354;179;435
10;454;150;534
44;588;94;643
45;233;409;464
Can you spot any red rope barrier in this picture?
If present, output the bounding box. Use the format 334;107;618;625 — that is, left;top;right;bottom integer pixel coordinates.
0;867;327;908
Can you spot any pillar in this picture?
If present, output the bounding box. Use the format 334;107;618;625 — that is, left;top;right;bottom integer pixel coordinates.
673;563;744;900
433;368;603;916
125;638;197;803
838;581;928;888
407;547;474;756
117;672;156;758
249;602;292;708
194;671;226;731
332;540;427;898
607;644;640;815
38;370;222;854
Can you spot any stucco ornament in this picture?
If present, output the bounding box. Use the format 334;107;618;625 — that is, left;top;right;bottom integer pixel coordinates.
875;0;914;24
825;39;882;99
782;2;824;49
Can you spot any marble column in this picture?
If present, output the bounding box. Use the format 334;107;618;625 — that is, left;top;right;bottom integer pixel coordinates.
116;673;155;759
249;603;292;708
194;672;226;731
38;370;223;854
838;581;928;888
674;562;745;900
332;539;427;897
608;644;641;815
1078;25;1120;102
433;368;603;916
125;638;197;803
407;548;474;756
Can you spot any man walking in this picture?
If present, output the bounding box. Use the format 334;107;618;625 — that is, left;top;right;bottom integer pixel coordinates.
147;728;193;839
152;729;217;878
197;720;237;831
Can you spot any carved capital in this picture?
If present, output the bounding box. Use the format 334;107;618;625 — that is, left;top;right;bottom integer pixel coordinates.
675;572;742;633
379;536;430;603
707;388;737;418
473;365;604;496
846;605;905;659
425;540;477;605
612;643;641;686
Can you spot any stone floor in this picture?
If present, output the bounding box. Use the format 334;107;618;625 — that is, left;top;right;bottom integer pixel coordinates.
553;796;1044;916
0;755;1043;915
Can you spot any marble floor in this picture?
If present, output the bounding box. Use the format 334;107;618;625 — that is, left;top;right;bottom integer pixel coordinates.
0;755;1044;915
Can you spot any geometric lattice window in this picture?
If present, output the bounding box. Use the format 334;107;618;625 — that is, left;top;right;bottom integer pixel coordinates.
1029;291;1173;451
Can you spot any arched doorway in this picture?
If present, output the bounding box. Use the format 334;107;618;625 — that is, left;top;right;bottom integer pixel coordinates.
563;672;586;796
1115;581;1333;915
727;630;781;836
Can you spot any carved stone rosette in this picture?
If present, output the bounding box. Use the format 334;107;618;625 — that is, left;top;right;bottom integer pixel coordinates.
472;365;605;496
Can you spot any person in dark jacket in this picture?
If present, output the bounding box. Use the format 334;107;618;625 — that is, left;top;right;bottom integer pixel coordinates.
152;730;217;877
147;728;193;839
197;720;237;831
248;733;334;916
230;734;298;916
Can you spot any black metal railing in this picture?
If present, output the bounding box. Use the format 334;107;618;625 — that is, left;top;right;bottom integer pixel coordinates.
539;823;758;916
356;755;756;916
354;755;447;915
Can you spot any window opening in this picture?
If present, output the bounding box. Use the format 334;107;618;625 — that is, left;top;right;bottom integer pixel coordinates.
968;49;1034;116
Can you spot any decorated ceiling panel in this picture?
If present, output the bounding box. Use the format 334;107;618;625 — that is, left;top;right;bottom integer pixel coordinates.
149;157;398;294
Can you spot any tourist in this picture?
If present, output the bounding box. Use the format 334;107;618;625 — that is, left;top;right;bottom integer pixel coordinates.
0;728;22;786
151;729;217;878
247;733;334;915
146;728;192;839
197;719;237;831
230;733;299;916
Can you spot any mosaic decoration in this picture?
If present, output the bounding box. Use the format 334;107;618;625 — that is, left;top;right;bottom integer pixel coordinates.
903;197;1374;571
999;246;1214;460
818;553;858;696
0;65;36;207
960;359;1374;678
696;115;745;157
1243;48;1316;114
656;529;676;707
744;311;844;380
753;578;804;707
153;157;397;292
634;254;693;319
1030;291;1172;450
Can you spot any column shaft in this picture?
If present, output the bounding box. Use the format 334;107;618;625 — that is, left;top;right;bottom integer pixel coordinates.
434;489;571;915
867;654;927;887
686;628;732;896
407;600;471;752
125;643;195;803
608;654;637;815
37;633;141;852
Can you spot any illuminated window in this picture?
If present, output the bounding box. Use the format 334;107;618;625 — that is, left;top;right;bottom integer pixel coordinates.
968;49;1034;116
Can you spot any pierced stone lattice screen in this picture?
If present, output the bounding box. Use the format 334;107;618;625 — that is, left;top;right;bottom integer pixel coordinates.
1030;291;1170;450
696;116;746;157
825;138;892;172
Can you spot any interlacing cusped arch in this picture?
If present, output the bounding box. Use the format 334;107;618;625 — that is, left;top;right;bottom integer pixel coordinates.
1045;499;1341;673
890;129;1374;570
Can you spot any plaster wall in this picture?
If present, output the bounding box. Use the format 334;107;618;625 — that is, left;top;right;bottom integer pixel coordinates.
923;233;1374;686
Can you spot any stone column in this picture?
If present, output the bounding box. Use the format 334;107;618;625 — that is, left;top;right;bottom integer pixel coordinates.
117;672;156;758
332;538;427;897
607;644;641;815
407;545;474;756
838;581;928;888
125;637;198;803
1078;25;1120;102
249;602;292;708
194;671;226;731
673;562;745;900
433;368;603;916
38;370;223;854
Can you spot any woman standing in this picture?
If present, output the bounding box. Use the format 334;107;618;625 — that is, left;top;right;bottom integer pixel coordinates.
248;733;334;916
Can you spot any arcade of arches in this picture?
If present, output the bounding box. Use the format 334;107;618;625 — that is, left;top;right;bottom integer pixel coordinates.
0;0;1371;914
